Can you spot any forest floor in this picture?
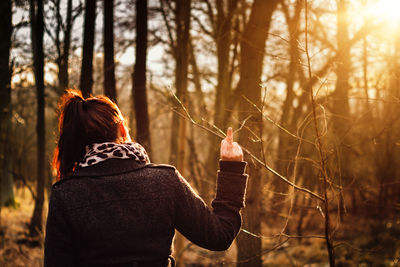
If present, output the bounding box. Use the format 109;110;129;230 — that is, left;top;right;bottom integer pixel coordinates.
1;188;399;266
0;188;44;266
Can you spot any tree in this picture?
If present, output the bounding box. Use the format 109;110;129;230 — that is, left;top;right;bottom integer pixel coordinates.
0;0;14;209
204;0;240;203
375;26;400;217
133;0;152;155
58;0;74;92
274;0;305;215
29;0;46;237
331;0;351;215
235;0;279;266
80;0;97;97
168;0;191;263
169;0;191;170
46;0;82;94
104;0;117;102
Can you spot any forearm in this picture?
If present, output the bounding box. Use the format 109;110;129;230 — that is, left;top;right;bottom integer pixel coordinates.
214;160;248;208
175;160;248;251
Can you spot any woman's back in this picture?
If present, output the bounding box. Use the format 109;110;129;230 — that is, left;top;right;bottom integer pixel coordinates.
44;90;247;267
45;158;247;266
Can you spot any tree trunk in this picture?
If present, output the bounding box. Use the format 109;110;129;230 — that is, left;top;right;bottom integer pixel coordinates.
104;0;117;102
168;0;190;167
236;0;278;266
188;39;206;116
58;0;73;93
332;0;351;215
0;0;13;211
274;0;303;214
55;0;62;92
29;0;46;237
204;0;238;204
376;26;400;217
133;0;152;156
169;0;191;264
80;0;96;97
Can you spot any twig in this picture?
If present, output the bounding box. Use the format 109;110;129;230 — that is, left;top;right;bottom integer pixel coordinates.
169;88;224;139
241;228;325;240
304;1;335;266
241;146;324;201
169;90;325;202
242;95;314;145
279;107;308;239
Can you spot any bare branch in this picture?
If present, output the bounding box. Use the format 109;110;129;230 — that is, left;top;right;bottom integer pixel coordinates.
304;1;335;265
169;90;325;202
159;0;176;56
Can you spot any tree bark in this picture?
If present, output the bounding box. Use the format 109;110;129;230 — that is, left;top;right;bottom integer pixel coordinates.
169;0;191;264
29;0;46;237
376;27;400;217
0;0;13;210
235;0;278;266
133;0;152;156
274;0;303;214
204;0;239;204
58;0;73;93
80;0;96;97
332;0;351;215
168;0;191;168
104;0;117;102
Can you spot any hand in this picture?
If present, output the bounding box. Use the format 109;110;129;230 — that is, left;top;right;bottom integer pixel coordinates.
220;127;243;161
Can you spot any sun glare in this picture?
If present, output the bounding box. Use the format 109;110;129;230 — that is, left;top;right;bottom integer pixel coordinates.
365;0;400;25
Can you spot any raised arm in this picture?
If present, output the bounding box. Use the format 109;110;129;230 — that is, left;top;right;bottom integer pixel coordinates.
174;128;247;251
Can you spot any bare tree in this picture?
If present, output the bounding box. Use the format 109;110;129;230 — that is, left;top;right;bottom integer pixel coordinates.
133;0;152;155
166;0;192;263
59;0;74;92
104;0;117;102
235;0;279;266
275;0;304;203
169;0;191;169
204;0;240;203
29;0;46;237
0;0;13;211
46;0;82;94
80;0;97;97
331;0;351;215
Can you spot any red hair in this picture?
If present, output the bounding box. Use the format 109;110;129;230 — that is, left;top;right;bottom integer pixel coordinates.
53;89;125;180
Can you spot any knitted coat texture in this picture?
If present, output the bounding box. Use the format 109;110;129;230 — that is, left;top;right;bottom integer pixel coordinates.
44;158;248;267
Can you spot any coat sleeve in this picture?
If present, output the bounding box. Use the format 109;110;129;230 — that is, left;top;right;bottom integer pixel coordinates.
44;186;78;267
174;160;248;251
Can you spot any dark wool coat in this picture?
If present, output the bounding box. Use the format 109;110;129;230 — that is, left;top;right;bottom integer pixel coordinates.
44;158;248;267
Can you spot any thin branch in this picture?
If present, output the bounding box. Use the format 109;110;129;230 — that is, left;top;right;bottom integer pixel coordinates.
240;146;324;201
159;0;176;56
243;95;314;145
191;14;213;37
304;1;335;266
169;90;325;202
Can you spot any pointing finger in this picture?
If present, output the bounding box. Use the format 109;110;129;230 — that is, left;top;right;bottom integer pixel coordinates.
226;127;233;144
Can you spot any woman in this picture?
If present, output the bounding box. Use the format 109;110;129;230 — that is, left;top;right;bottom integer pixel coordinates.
44;90;248;267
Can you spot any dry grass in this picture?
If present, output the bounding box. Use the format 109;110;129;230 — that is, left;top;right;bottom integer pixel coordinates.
0;187;45;267
1;187;399;266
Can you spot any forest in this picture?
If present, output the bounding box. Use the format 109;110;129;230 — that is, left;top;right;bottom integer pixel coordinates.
0;0;399;266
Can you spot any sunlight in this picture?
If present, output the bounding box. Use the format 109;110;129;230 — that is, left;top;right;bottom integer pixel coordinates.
365;0;400;25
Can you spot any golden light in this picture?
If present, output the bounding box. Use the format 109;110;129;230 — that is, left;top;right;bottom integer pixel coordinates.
365;0;400;26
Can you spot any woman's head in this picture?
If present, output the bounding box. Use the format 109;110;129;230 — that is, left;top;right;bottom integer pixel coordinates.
53;90;130;180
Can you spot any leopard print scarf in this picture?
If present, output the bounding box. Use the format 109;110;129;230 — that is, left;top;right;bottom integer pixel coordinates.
78;142;150;168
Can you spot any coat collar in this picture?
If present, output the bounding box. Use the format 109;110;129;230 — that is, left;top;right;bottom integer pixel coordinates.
69;158;148;177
